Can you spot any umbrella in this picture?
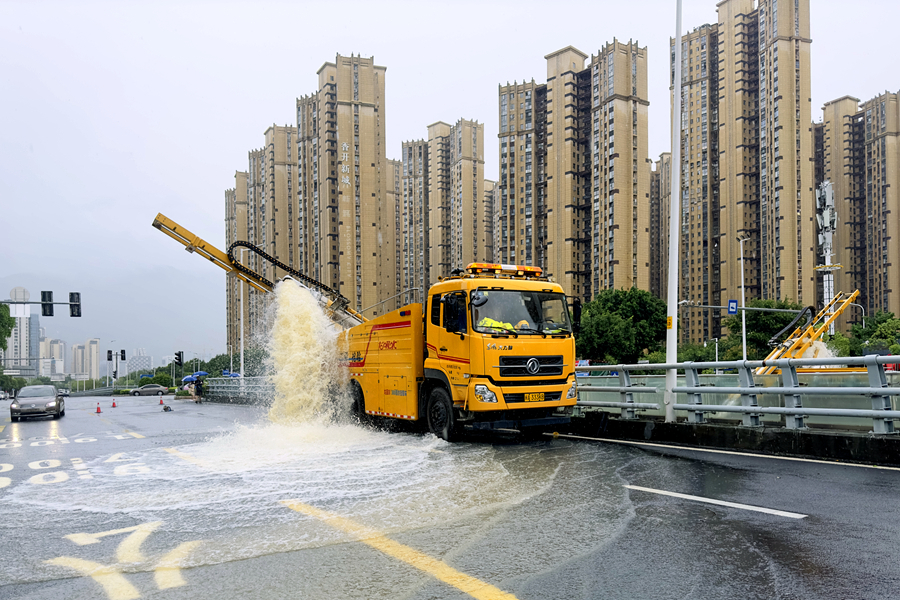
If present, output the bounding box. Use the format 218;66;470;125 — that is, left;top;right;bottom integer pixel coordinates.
193;371;209;377
182;375;197;382
229;373;242;378
140;374;153;379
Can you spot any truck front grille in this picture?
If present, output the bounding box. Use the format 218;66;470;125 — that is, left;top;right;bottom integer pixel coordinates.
498;355;564;378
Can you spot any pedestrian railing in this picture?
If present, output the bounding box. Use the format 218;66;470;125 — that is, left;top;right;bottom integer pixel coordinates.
204;377;273;404
576;355;900;434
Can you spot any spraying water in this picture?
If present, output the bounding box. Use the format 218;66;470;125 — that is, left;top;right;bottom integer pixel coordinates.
267;279;347;424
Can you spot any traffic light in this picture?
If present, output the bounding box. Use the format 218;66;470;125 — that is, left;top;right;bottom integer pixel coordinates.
113;370;117;379
108;350;113;361
69;292;81;317
175;351;183;367
41;291;54;317
121;350;126;361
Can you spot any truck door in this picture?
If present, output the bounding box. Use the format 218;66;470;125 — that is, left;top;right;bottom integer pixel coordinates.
439;292;470;401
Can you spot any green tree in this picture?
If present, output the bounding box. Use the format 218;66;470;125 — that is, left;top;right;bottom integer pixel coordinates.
0;304;15;352
720;298;804;360
576;288;667;364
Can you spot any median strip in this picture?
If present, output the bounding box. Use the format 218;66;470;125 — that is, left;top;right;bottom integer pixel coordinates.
281;500;519;600
624;485;807;519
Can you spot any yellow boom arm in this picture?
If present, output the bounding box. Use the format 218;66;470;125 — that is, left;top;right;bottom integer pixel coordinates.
151;213;272;293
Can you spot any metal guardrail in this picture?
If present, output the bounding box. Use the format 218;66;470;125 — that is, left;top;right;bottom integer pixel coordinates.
69;387;113;397
576;354;900;434
204;377;273;404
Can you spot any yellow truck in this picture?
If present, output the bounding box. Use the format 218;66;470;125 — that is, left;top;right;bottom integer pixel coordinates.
341;262;578;440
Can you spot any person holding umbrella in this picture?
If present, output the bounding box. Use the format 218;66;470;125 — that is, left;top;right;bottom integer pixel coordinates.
193;371;209;403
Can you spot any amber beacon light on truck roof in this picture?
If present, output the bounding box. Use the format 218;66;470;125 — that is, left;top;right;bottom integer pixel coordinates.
460;263;545;279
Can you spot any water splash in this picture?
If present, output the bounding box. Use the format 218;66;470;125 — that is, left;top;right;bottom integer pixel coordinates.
267;279;347;424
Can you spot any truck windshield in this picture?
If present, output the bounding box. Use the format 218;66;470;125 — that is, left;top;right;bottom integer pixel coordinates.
470;290;572;335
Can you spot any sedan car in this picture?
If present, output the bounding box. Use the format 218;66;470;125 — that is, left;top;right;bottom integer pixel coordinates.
10;385;65;422
131;383;169;396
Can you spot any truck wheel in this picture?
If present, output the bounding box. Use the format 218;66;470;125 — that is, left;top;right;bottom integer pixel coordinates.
427;387;457;442
351;383;367;422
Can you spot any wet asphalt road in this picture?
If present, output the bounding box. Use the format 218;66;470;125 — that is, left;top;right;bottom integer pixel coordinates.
1;395;898;599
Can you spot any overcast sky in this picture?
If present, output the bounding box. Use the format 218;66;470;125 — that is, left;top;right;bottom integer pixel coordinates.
2;0;896;366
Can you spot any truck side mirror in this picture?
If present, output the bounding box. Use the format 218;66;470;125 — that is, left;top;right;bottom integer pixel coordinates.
573;298;583;335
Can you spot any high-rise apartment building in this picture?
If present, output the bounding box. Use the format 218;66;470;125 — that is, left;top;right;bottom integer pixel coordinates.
498;40;649;301
649;152;672;301
71;344;84;375
296;53;390;317
670;23;722;342
0;287;35;377
482;180;497;263
666;0;815;343
87;338;100;380
814;92;900;320
757;0;816;303
401;119;489;295
382;158;403;311
401;139;430;295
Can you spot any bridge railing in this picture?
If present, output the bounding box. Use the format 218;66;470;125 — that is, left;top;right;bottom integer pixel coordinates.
576;355;900;434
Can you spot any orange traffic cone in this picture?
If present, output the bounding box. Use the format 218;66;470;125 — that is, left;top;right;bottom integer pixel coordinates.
96;403;101;414
159;396;164;405
112;400;117;408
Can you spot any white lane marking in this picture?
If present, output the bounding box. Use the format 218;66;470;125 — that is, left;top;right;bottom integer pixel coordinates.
624;485;807;519
549;432;900;472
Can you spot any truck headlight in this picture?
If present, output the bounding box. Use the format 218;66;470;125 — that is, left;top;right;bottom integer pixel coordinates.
566;380;577;399
474;384;497;403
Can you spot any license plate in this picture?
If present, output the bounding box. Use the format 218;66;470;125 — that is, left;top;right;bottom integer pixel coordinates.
524;392;545;402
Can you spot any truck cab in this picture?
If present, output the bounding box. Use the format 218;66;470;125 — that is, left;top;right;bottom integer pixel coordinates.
422;263;577;439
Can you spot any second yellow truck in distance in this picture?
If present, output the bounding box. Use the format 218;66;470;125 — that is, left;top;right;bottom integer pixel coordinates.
341;262;579;441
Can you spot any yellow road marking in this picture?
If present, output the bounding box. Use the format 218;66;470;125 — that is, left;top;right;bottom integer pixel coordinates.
281;500;518;600
164;448;209;469
154;541;202;589
46;556;140;600
126;431;145;439
0;424;5;432
66;522;162;563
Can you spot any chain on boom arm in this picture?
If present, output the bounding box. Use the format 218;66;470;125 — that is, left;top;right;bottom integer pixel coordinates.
151;213;366;328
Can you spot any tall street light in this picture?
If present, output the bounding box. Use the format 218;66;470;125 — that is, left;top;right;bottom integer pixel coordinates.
849;302;866;330
737;234;750;361
664;0;685;423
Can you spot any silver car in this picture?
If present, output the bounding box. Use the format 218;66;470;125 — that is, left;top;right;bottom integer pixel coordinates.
10;385;65;422
131;384;169;396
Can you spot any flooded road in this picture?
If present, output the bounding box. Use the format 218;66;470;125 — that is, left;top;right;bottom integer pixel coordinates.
3;284;899;598
2;395;900;599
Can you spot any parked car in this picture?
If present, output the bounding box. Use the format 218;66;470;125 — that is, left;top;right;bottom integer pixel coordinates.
58;388;70;397
10;385;65;421
0;391;9;400
131;383;169;396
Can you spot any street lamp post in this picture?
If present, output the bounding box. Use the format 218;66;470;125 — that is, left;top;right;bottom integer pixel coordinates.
738;235;750;361
664;0;685;423
850;302;866;329
228;344;233;374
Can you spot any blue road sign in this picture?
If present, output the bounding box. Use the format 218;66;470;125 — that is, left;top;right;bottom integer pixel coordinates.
728;300;738;315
